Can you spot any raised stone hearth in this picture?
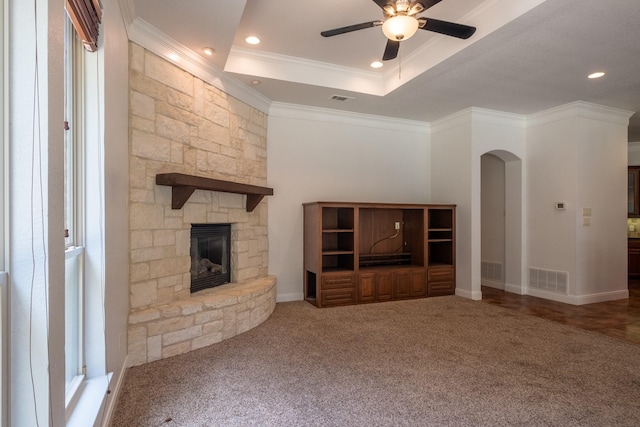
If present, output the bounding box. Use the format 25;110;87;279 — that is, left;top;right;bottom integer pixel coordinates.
128;276;276;366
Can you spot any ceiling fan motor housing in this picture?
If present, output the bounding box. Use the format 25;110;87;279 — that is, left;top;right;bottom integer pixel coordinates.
383;1;426;18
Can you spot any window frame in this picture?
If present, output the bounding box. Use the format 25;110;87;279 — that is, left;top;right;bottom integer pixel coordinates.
1;0;8;424
63;18;86;412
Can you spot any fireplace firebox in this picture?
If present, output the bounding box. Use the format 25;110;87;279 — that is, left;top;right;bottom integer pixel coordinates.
190;224;231;293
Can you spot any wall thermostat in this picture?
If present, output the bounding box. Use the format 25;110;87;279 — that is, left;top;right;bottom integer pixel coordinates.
555;202;566;210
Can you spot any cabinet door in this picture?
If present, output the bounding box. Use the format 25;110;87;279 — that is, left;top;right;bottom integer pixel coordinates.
409;269;426;297
358;273;375;303
629;241;640;276
394;270;412;299
375;271;393;302
629;168;640;217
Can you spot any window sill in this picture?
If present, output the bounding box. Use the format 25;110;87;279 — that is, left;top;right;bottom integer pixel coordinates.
66;373;112;427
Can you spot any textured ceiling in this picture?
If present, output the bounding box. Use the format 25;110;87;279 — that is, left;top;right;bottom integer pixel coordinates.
130;0;640;140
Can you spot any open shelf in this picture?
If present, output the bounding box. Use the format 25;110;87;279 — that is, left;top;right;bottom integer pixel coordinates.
428;209;453;229
359;252;412;268
322;254;354;271
428;241;453;266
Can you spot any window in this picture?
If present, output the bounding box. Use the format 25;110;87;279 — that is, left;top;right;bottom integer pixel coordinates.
63;10;109;422
1;0;7;424
64;19;85;407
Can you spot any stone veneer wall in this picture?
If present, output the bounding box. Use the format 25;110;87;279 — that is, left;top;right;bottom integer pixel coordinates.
127;42;272;366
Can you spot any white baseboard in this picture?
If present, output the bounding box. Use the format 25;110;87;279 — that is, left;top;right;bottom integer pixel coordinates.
276;292;304;303
526;288;629;305
455;287;482;300
571;289;629;305
481;279;504;290
99;356;129;427
505;282;525;295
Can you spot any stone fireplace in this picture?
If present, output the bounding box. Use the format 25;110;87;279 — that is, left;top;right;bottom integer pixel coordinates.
127;43;276;367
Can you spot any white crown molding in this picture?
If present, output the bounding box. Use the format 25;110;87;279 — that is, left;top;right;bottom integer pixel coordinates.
224;0;550;96
269;102;430;135
528;101;634;128
117;0;136;35
225;47;385;97
471;107;527;128
128;18;272;114
431;108;474;134
431;107;525;134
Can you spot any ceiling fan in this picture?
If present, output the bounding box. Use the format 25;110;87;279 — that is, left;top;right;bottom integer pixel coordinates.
321;0;476;61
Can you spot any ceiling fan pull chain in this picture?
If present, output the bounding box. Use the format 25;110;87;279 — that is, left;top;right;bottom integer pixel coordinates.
398;48;402;80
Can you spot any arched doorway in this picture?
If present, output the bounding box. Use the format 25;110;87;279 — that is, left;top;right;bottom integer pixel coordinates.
480;150;524;296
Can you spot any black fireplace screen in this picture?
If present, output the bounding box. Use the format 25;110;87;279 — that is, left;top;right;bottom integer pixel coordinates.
190;224;231;293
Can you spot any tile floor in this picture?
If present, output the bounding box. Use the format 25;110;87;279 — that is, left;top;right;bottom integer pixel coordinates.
481;280;640;345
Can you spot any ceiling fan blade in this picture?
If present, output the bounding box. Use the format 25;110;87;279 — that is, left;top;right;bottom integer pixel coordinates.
372;0;395;11
321;21;382;37
420;17;476;39
382;39;400;61
417;0;443;11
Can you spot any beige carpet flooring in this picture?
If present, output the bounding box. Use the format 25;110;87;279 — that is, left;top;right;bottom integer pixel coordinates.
111;296;640;426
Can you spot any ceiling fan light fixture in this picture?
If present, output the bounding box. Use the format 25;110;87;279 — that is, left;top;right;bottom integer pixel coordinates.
382;15;419;41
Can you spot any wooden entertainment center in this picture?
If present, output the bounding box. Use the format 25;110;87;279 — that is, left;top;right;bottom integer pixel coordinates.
303;202;456;308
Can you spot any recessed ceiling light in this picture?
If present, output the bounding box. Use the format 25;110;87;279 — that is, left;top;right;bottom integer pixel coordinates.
202;47;215;56
371;61;383;69
245;36;261;45
251;80;261;86
588;71;605;79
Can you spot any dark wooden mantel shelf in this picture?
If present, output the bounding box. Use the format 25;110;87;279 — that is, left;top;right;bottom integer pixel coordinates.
156;173;274;212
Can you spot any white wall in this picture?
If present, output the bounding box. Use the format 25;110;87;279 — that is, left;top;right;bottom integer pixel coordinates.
472;114;526;297
100;0;130;419
526;102;631;303
267;103;431;301
575;114;628;297
431;108;525;300
430;113;473;297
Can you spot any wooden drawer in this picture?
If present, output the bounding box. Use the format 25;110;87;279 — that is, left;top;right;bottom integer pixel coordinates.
321;288;356;306
428;266;454;281
321;273;355;290
427;266;454;296
428;281;454;296
320;273;356;306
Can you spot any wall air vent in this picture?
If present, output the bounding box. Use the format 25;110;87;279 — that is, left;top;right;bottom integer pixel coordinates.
330;94;355;102
529;267;568;294
481;261;503;282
